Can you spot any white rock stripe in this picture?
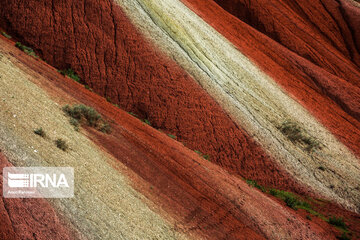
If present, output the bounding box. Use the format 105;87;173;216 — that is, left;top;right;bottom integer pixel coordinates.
116;0;360;212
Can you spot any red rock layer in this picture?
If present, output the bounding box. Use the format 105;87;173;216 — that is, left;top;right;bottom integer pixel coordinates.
3;35;359;240
0;151;73;240
182;0;360;158
8;46;336;239
0;0;309;194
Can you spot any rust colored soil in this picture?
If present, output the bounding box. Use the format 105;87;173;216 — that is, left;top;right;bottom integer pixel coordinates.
182;0;360;158
0;1;310;195
2;33;359;239
3;47;337;240
0;152;74;240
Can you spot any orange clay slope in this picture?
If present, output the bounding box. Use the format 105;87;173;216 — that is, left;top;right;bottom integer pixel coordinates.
0;36;342;239
182;0;360;156
0;0;311;197
1;0;360;238
112;0;360;213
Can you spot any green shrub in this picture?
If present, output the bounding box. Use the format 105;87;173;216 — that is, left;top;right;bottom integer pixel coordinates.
284;195;299;209
167;134;176;139
15;42;38;58
63;104;101;127
246;180;265;192
128;112;138;117
269;189;312;210
328;216;347;229
194;150;211;161
69;118;80;131
202;154;210;161
318;166;326;171
100;123;111;133
143;119;151;126
34;127;46;137
1;31;12;39
55;138;68;151
69;118;79;127
306;215;312;220
278;120;320;152
63;104;110;133
58;68;81;82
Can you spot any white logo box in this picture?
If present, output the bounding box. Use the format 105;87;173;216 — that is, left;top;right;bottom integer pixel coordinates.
3;167;74;198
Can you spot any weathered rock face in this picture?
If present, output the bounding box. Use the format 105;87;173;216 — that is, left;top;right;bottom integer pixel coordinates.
183;0;360;159
213;0;360;71
0;0;304;192
210;0;360;123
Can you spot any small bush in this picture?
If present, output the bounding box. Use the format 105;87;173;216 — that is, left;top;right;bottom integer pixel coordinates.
69;118;80;131
284;195;299;209
128;112;138;117
15;42;38;58
143;119;151;126
278;120;320;152
34;128;46;137
167;134;176;139
63;104;101;127
58;68;81;83
269;189;312;210
55;138;68;151
63;104;110;133
69;118;79;127
100;123;111;133
202;154;210;161
1;31;12;39
328;216;347;229
318;166;326;171
246;180;266;192
194;150;211;161
306;215;312;220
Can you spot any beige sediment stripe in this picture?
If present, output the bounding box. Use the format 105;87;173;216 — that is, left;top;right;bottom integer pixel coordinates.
115;0;360;212
0;52;188;240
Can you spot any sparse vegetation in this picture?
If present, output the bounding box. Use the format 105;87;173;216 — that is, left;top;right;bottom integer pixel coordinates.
33;127;46;137
143;119;151;126
245;179;353;236
246;180;266;192
69;118;80;131
62;104;110;133
100;122;111;133
269;189;312;210
55;138;68;151
318;166;326;171
328;216;347;230
194;150;211;161
1;31;12;39
58;68;81;83
128;112;138;117
167;134;176;139
15;42;38;58
278;120;320;152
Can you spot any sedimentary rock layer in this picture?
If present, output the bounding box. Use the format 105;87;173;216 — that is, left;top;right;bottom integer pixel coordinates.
0;0;306;197
0;38;339;239
117;0;360;212
1;0;360;212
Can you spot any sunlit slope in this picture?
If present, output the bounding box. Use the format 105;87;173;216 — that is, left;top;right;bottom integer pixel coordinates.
115;0;360;212
0;36;339;240
0;43;188;240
